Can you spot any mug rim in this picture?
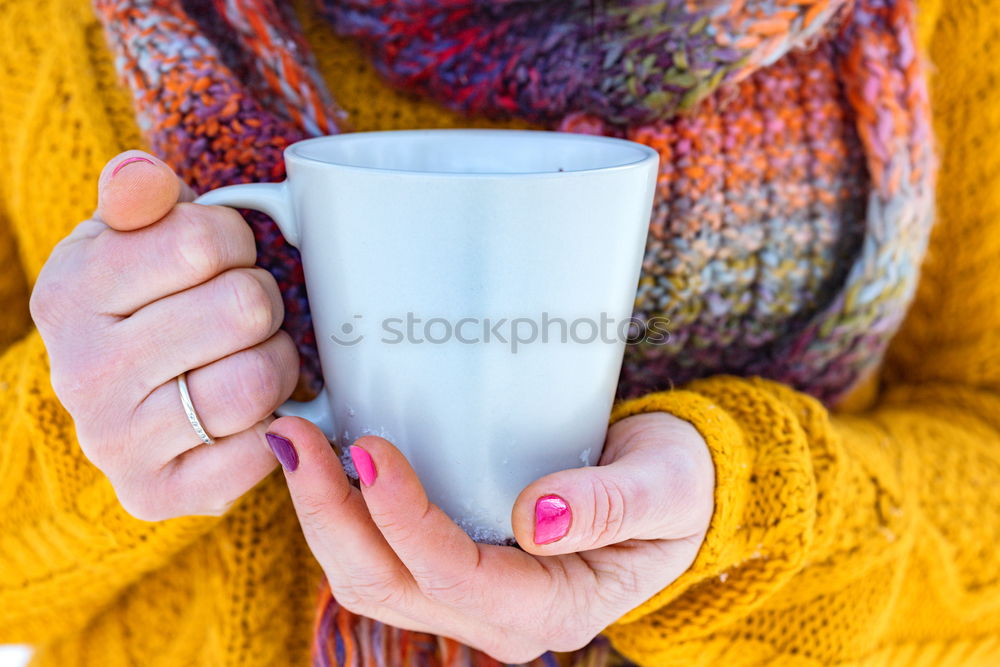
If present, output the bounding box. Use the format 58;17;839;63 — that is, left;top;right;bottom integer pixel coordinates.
284;128;660;178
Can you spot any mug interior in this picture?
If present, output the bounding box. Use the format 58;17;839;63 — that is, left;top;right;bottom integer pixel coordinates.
287;129;654;176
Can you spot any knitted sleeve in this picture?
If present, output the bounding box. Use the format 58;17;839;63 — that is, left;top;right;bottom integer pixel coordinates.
0;330;225;643
0;0;225;641
599;4;1000;664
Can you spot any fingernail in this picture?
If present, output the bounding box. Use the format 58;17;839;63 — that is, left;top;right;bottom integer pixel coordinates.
534;495;571;545
266;432;299;472
111;156;154;177
350;445;377;487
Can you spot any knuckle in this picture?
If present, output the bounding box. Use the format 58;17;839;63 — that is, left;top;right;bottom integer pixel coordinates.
74;423;117;464
589;476;631;544
172;204;226;279
349;570;408;609
29;266;78;333
28;279;56;328
415;576;469;606
330;588;370;617
199;202;244;228
116;484;174;522
296;498;331;530
294;488;349;533
218;269;275;340
158;466;233;519
368;509;421;545
273;330;300;379
213;205;257;260
231;345;286;416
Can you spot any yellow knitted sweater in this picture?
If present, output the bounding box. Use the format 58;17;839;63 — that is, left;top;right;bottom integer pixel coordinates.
1;0;999;665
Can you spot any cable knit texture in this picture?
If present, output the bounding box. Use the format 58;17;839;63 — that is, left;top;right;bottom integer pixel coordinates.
0;0;998;666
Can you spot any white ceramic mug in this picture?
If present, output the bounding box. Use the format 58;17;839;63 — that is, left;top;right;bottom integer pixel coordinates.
195;129;658;543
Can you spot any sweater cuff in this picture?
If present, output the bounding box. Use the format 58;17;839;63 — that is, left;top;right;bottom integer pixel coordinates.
603;377;817;635
606;387;752;625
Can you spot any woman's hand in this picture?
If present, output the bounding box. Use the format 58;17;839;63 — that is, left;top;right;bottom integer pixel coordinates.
30;150;298;520
268;411;714;663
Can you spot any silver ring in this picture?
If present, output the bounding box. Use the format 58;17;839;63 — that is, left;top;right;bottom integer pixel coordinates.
177;372;215;445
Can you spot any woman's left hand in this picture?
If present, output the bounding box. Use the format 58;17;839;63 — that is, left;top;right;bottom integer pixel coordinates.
267;411;714;664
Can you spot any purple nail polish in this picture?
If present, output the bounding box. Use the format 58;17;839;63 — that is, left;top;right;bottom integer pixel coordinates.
350;445;377;487
266;432;299;472
111;156;154;177
534;494;571;545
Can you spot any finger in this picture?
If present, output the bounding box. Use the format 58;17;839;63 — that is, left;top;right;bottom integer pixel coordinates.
281;429;613;659
97;150;194;231
88;202;257;316
117;419;278;521
113;267;284;395
132;331;298;465
147;420;280;518
511;413;714;555
348;436;565;638
347;437;483;591
266;418;428;622
315;587;445;638
575;534;705;620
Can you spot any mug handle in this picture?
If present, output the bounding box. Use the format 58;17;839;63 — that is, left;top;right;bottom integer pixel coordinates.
194;183;337;440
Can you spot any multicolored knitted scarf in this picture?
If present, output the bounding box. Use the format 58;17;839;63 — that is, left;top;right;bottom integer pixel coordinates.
93;0;935;664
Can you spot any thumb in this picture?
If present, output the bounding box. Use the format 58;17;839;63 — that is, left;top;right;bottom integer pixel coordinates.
96;150;195;231
511;413;714;555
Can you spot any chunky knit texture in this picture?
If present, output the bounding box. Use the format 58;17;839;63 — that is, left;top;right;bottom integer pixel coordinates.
317;0;936;404
1;0;999;665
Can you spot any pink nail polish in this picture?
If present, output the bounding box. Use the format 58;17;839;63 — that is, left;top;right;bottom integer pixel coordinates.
350;445;377;487
111;156;154;177
534;495;571;545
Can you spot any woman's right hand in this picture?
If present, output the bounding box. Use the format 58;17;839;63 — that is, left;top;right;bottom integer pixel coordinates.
30;150;299;521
